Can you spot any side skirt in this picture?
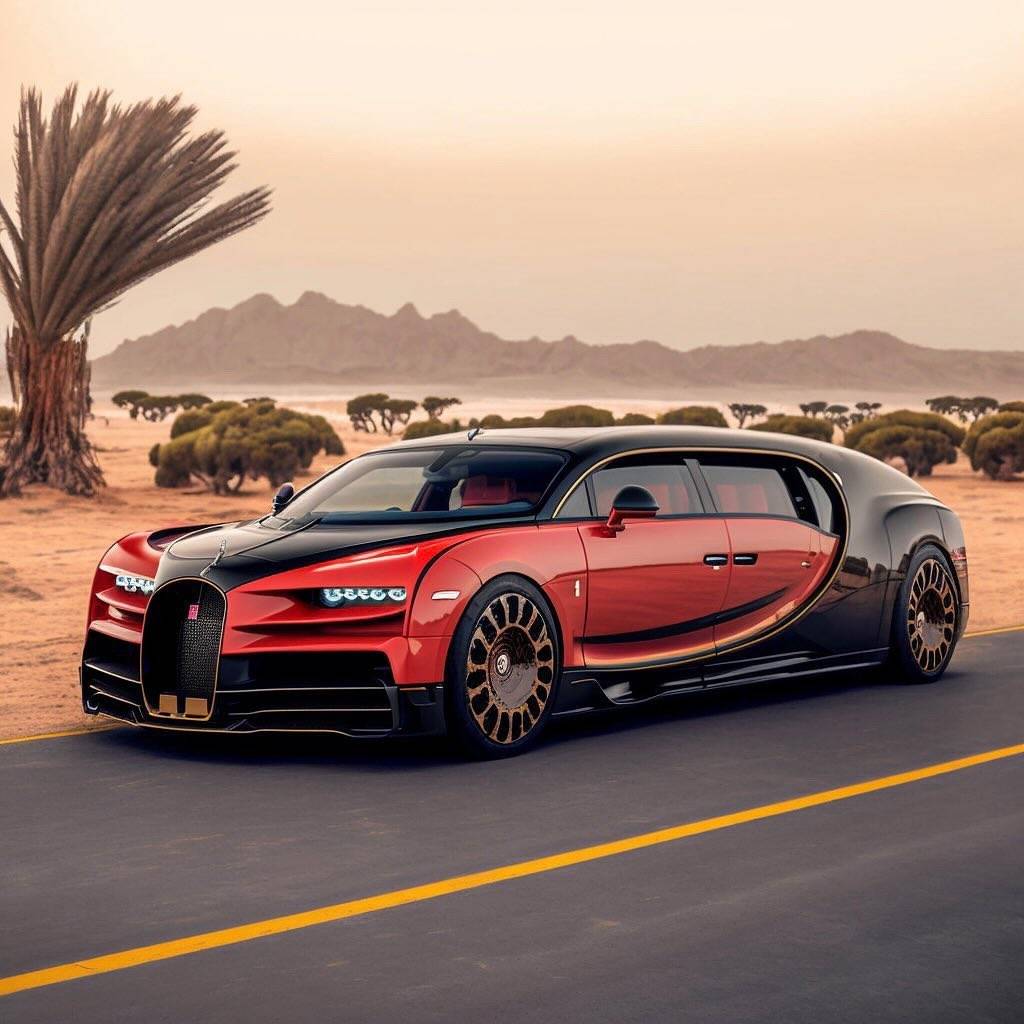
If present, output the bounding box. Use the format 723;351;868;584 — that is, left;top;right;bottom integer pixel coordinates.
554;648;889;715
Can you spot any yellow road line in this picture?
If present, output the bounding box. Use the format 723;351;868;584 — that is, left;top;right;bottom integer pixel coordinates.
0;726;117;747
1;624;1022;748
2;741;1023;999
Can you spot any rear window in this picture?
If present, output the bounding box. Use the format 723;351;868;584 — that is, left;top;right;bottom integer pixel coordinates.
700;463;796;518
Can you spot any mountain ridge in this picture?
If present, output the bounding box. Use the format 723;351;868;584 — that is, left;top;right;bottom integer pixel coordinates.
90;292;1024;394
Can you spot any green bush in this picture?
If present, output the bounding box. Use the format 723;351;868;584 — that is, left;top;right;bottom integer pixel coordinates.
997;401;1024;413
204;400;242;415
616;412;656;425
845;410;965;451
170;408;214;438
152;403;345;493
853;425;959;477
536;405;615;428
963;411;1024;479
748;415;834;442
657;405;728;427
403;419;454;439
973;425;1024;480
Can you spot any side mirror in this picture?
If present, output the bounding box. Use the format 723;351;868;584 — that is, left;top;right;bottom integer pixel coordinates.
272;482;295;515
606;485;659;533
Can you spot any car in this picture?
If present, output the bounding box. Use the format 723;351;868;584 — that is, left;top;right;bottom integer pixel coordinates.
81;425;969;757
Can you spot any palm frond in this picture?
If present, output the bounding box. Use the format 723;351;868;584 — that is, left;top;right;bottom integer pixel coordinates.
0;86;271;345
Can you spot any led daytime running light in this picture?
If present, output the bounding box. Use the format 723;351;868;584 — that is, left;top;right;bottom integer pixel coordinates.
114;573;155;596
320;586;407;608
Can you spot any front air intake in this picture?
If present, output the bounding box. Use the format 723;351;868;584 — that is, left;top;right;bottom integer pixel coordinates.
141;578;226;719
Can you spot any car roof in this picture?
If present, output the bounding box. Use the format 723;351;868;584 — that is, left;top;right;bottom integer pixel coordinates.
392;425;836;462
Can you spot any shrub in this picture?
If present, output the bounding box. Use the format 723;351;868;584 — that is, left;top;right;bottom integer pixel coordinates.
963;411;1024;479
973;424;1024;480
748;415;834;442
152;403;345;493
854;425;960;477
204;400;242;415
536;405;615;428
0;405;15;436
845;410;965;451
170;408;214;438
998;401;1024;413
404;419;454;439
657;405;728;428
616;412;656;425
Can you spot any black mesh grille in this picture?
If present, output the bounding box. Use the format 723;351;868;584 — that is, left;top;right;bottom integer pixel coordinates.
141;579;225;713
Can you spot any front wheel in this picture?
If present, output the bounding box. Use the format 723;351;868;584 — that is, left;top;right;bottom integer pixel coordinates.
890;544;960;683
445;577;560;758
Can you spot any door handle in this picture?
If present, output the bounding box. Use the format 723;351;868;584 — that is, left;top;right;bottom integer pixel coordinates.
703;554;729;567
733;553;758;565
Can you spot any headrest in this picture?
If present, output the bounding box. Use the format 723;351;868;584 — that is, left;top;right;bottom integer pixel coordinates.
462;475;515;506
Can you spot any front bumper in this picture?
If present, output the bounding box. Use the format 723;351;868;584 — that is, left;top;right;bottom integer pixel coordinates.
81;630;446;738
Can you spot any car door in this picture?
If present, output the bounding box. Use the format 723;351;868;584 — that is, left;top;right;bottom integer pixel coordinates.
570;455;731;668
696;456;836;652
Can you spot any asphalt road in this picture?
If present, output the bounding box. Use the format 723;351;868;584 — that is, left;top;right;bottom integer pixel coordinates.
2;630;1023;1023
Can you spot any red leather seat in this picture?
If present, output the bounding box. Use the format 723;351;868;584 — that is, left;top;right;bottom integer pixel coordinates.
461;476;515;506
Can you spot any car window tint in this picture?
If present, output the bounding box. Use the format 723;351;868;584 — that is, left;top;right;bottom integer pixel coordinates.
557;484;593;518
591;462;702;517
800;468;838;534
701;463;796;517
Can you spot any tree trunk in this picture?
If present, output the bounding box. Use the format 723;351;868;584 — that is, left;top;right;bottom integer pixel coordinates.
1;327;104;497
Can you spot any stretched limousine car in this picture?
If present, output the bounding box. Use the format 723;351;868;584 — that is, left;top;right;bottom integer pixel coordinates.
82;426;969;757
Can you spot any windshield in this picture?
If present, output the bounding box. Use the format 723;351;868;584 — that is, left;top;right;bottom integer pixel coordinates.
275;446;568;523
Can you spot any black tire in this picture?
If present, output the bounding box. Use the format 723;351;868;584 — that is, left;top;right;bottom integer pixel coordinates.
445;575;561;758
890;543;960;683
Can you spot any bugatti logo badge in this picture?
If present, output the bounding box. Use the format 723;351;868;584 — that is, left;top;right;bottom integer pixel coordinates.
495;653;511;676
187;603;200;620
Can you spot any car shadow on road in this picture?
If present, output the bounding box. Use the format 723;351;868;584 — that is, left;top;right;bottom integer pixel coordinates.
86;661;948;771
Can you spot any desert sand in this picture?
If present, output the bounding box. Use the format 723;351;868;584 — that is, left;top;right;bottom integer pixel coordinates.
1;407;1020;740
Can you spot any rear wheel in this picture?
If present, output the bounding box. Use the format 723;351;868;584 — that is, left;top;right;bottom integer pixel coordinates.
446;577;560;758
890;544;960;683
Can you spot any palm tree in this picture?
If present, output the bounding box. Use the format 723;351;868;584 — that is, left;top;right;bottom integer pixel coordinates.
0;86;271;496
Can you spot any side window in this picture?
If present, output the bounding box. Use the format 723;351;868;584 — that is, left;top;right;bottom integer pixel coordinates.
798;467;840;534
557;484;593;519
700;462;796;518
590;459;703;517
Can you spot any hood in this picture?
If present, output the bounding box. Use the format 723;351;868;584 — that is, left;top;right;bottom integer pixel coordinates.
155;516;531;591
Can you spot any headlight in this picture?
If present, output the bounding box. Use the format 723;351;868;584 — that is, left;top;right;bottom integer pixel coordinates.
114;573;155;596
319;586;407;608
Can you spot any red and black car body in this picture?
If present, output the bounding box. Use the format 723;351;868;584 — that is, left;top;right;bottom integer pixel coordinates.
81;426;969;756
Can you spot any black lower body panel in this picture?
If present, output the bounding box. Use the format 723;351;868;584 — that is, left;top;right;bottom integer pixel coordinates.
81;631;445;738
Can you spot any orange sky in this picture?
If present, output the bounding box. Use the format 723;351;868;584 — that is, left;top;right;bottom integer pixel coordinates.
1;0;1022;355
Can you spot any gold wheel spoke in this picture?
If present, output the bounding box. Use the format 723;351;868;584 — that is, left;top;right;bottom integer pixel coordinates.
464;591;555;744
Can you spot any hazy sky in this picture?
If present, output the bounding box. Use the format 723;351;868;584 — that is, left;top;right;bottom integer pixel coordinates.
2;0;1022;356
